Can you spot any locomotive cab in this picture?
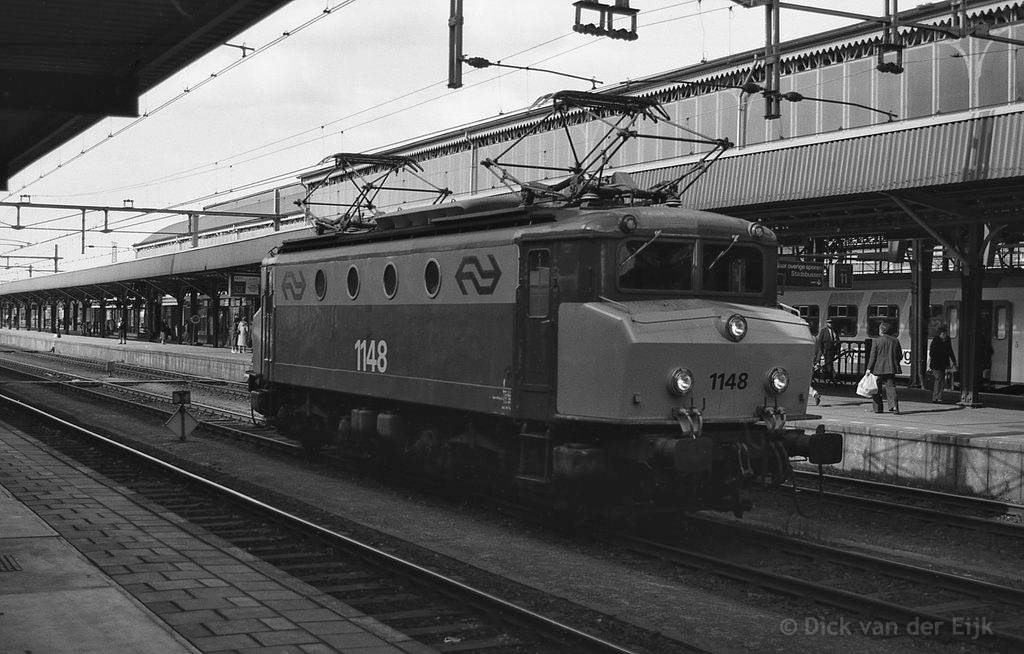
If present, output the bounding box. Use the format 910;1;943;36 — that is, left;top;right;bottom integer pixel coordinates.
523;209;842;512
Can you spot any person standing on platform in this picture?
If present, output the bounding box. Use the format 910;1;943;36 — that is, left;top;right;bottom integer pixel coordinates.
867;320;902;414
813;318;840;383
236;318;249;354
117;318;127;345
928;326;956;403
160;320;170;345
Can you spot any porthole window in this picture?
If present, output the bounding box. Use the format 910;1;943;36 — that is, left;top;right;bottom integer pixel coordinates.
424;259;441;298
383;262;398;299
346;266;360;300
314;269;327;300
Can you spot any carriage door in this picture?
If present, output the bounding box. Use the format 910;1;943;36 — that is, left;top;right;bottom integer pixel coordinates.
946;300;1010;384
518;247;556;418
991;301;1012;383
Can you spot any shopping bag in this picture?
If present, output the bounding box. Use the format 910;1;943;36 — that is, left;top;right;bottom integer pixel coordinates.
856;372;878;398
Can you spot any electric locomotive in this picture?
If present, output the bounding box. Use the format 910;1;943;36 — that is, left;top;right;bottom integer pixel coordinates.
246;91;842;515
247;194;841;514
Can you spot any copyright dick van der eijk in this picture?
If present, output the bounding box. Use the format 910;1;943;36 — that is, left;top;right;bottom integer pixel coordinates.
779;616;993;639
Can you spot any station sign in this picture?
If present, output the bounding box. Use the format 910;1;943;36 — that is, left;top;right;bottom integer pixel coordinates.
830;263;854;289
778;259;825;288
229;274;260;297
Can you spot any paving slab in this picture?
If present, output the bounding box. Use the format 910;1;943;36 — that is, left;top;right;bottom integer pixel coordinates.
0;419;427;653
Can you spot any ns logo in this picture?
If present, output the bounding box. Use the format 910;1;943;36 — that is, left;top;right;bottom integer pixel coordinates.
455;255;502;295
281;271;307;300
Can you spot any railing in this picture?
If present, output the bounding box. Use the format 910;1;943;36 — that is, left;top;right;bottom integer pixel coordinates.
815;340;871;384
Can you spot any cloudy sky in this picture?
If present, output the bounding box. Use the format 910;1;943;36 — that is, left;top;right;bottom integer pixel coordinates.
0;0;856;279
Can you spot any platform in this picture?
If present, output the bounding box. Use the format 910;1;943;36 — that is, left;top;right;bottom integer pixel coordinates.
0;419;427;653
0;328;248;382
793;385;1024;503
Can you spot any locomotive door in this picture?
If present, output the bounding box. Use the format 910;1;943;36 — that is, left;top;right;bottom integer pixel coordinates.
260;267;275;380
517;247;556;418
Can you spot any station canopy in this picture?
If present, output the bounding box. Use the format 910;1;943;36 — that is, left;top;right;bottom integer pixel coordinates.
0;0;295;191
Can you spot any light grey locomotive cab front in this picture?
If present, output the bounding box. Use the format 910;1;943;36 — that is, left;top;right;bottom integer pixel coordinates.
556;300;814;423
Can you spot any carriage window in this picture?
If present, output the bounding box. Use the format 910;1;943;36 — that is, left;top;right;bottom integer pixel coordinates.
702;244;763;293
996;306;1008;340
947;306;959;338
867;304;900;336
618;239;694;291
795;305;821;335
528;250;550;318
827;304;859;337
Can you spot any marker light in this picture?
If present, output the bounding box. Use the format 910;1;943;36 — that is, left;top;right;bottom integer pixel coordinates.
726;314;748;341
668;368;694;396
766;367;790;394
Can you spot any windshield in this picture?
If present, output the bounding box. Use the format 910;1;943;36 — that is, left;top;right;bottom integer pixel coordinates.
702;243;764;293
618;240;694;291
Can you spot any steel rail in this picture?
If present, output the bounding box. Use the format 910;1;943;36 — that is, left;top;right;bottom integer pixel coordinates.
793;469;1024;513
0;391;640;654
0;356;294;451
790;470;1024;538
0;354;250;420
614;516;1024;650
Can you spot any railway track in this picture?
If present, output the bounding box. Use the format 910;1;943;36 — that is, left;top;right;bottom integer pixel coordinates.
0;393;664;654
0;347;250;395
0;353;287;445
2;350;1018;650
615;515;1018;650
786;469;1024;539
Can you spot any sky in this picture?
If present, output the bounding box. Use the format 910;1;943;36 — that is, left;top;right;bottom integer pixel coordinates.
0;0;865;280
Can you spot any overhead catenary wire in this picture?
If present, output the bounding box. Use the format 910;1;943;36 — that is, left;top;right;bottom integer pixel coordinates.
2;0;363;204
28;0;706;204
0;1;1007;278
0;0;718;265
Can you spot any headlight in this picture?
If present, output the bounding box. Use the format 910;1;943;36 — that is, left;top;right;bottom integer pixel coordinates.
667;368;694;396
766;367;790;394
726;314;747;341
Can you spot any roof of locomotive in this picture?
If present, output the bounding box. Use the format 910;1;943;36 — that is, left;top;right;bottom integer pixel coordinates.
274;195;774;260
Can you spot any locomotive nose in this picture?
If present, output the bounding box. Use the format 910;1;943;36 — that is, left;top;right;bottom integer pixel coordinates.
557;301;814;424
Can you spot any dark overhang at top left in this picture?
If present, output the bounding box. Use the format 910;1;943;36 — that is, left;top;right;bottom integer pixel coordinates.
0;0;296;191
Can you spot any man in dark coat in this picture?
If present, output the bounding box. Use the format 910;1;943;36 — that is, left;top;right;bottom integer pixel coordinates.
928;326;956;403
813;318;840;382
867;320;902;414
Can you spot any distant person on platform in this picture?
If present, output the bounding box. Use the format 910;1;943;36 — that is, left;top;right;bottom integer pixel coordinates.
867;320;902;414
117;319;127;345
813;318;840;383
236;319;249;354
928;325;956;403
160;320;170;345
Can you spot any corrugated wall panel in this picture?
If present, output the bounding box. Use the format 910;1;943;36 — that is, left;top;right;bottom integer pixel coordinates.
642;111;1024;209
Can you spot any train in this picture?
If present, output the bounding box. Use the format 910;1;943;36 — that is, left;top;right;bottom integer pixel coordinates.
245;191;843;516
783;275;1022;387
